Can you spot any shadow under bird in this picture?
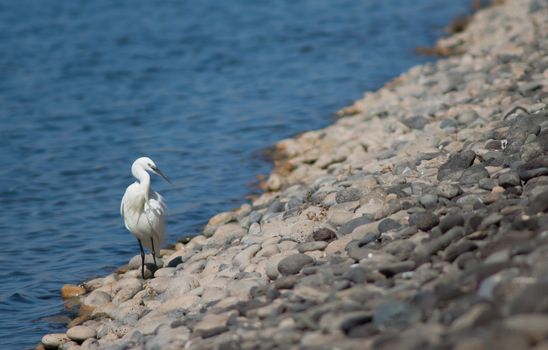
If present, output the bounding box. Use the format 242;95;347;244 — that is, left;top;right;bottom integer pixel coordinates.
121;157;171;278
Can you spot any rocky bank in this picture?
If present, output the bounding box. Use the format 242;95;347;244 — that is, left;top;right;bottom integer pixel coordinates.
41;0;548;349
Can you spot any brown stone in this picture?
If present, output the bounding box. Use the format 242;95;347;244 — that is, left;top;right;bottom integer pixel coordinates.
61;284;86;299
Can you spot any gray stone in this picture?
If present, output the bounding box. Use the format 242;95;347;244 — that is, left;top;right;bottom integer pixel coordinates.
440;118;458;129
377;218;402;233
438;150;476;181
336;187;363;203
439;214;465;233
409;211;439;231
419;194;438;208
437;182;462;199
403;115;428;130
479;178;497;190
518;155;548;181
373;301;421;330
378;261;416;277
338;215;374;235
459;164;490;186
498;171;521;187
278;254;314;275
357;232;380;246
297;241;328;253
528;191;548;214
457;110;480;125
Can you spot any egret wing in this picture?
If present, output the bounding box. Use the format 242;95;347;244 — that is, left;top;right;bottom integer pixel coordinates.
143;191;167;254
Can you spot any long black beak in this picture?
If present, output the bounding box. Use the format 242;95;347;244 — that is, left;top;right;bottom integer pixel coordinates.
151;166;171;184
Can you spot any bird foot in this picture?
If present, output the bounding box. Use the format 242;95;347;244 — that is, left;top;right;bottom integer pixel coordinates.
142;263;159;279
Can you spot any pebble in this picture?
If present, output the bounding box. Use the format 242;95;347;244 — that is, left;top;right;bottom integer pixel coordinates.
278;253;314;275
409;211;439;231
336;187;363;203
84;290;111;307
437;182;462;199
297;241;328;253
194;314;230;338
498;171;521;187
377;218;402;233
419;194;438;208
338;215;374;236
437;150;476;181
312;228;337;242
42;333;70;349
459;164;490;186
66;325;97;343
439;214;465;233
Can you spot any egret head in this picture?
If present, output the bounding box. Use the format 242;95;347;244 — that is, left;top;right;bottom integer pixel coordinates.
132;157;171;183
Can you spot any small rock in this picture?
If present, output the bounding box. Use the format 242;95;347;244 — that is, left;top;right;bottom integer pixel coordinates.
344;266;369;284
312;228;337;242
457;110;480;125
297;241;328;253
450;303;498;332
378;261;416;277
84;290;111;308
338;215;374;236
274;275;298;289
479;178;497;190
377;218;402;233
439;214;465;233
517;155;548;181
459;164;490;186
419;194;438;209
498;171;521;187
528;191;548;214
437;182;462;199
438;150;476;181
409;211;439;231
194;314;229;338
373;301;421;330
233;244;261;270
42;333;70;349
266;173;284;191
113;278;142;304
208;211;236;227
357;232;380;246
278;254;314;275
504;314;548;343
336;187;363;203
346;241;375;261
61;284;86;299
440;118;458;129
66;325;97;343
403;115;428;130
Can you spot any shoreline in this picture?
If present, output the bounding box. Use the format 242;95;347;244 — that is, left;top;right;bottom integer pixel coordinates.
41;0;548;349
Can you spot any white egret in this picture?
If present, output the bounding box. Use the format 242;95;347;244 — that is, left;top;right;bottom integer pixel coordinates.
121;157;171;278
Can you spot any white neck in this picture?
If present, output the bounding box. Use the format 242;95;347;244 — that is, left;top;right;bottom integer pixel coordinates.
132;166;151;201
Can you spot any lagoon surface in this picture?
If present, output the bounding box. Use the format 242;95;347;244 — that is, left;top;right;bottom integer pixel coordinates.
0;0;469;348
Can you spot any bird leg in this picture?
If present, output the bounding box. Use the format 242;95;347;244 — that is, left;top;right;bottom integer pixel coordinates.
150;237;158;267
138;239;145;279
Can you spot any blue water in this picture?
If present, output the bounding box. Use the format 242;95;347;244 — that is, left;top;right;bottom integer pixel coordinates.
0;0;470;348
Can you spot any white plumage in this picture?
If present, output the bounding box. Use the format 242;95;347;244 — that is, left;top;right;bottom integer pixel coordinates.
121;157;170;278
